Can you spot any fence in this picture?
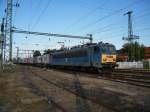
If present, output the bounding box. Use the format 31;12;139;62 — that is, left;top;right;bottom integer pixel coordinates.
116;62;144;69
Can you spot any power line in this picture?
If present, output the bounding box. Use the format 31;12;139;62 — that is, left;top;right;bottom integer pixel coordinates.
91;20;124;34
28;0;43;31
30;0;53;30
91;12;150;42
93;15;150;42
0;0;3;17
12;0;19;26
93;19;150;36
77;0;93;7
133;12;150;26
78;0;118;12
92;20;149;36
75;0;142;32
96;33;124;41
95;28;125;36
135;11;150;18
0;0;6;18
135;27;150;32
91;10;150;35
27;0;33;31
64;0;109;31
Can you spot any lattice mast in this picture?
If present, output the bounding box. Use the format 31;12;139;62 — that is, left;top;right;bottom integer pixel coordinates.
4;0;13;62
123;11;139;61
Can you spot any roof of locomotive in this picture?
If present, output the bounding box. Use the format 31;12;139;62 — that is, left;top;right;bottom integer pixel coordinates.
51;42;115;55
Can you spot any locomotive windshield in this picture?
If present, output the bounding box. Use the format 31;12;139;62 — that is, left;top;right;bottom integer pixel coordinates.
109;46;116;54
101;45;116;54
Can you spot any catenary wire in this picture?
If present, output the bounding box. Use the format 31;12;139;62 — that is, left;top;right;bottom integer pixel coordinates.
74;0;143;32
64;0;109;31
30;0;53;30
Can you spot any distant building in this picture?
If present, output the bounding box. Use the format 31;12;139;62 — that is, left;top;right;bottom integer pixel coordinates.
116;50;128;62
144;47;150;60
116;46;150;61
117;54;128;62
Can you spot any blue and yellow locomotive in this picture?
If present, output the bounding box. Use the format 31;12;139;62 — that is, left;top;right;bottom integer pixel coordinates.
17;42;117;72
51;42;117;71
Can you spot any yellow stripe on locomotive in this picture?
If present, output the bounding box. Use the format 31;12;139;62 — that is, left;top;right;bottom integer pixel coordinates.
102;54;116;63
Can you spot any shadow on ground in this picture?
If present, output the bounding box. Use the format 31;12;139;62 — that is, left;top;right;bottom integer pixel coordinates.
73;73;92;112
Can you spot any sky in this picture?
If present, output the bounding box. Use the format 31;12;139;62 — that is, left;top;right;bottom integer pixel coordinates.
0;0;150;58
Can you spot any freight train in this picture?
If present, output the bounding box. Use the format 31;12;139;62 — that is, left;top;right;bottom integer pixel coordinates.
16;42;117;72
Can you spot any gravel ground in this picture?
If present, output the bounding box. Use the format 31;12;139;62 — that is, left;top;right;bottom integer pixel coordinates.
0;65;59;112
0;65;150;112
30;66;150;111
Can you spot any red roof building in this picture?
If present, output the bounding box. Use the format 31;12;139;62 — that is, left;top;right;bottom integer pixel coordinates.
144;47;150;60
117;54;128;62
116;50;128;62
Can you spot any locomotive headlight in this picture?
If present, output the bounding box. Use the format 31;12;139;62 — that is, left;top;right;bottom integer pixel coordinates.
103;58;107;61
102;54;107;63
113;55;116;62
113;58;116;61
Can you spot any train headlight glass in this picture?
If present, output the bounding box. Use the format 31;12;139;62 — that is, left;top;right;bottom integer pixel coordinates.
103;58;106;61
113;58;116;61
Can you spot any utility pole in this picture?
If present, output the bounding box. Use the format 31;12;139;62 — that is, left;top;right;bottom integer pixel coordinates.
123;11;139;61
4;0;19;63
4;0;13;62
126;11;133;41
0;18;5;70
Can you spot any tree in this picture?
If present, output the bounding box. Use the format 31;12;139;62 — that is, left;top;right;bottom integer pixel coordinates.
121;42;145;61
33;50;41;57
43;49;57;54
43;49;51;55
140;44;145;60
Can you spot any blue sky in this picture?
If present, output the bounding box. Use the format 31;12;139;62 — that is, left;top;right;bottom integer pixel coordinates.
0;0;150;57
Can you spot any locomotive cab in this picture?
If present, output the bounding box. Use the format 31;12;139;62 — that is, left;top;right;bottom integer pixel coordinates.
91;43;117;70
100;44;117;68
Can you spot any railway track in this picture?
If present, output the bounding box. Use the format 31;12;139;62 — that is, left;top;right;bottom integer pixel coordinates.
22;67;67;112
27;66;148;112
113;69;150;74
79;73;150;88
19;64;150;88
29;70;118;112
109;71;150;88
49;67;150;88
20;63;150;88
